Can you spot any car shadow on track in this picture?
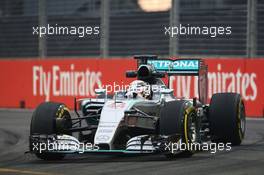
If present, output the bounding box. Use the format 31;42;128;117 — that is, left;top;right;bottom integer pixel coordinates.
27;152;212;164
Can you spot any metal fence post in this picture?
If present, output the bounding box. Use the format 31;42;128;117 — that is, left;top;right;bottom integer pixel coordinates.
100;0;110;58
246;0;257;58
38;0;47;58
169;0;179;57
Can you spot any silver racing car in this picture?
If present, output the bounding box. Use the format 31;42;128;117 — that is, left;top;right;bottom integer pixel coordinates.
29;55;246;160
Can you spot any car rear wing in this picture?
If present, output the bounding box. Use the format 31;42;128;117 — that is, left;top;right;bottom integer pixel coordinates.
133;55;208;104
147;59;200;76
134;55;206;76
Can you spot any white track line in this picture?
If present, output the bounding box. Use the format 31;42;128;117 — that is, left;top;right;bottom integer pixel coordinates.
246;117;264;121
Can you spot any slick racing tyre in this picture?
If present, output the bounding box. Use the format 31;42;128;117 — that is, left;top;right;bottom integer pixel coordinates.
30;102;72;160
209;93;246;145
160;101;199;158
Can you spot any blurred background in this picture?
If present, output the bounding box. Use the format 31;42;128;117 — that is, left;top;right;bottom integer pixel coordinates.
0;0;263;58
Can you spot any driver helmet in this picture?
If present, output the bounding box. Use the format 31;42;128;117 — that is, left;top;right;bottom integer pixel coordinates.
126;80;151;99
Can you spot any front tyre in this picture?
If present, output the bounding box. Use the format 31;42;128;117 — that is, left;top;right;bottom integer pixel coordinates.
30;102;72;160
160;101;199;158
209;93;246;146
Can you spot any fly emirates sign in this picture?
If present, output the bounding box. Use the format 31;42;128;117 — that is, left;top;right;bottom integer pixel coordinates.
33;64;102;101
170;63;257;101
32;63;257;102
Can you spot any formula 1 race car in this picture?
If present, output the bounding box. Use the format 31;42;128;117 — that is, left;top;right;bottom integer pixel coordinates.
29;55;246;160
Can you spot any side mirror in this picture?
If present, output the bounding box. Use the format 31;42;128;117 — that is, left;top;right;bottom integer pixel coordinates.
95;89;106;95
126;71;137;78
152;72;166;78
160;88;174;94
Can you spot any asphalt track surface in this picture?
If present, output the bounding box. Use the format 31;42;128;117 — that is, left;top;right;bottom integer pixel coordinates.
0;109;263;175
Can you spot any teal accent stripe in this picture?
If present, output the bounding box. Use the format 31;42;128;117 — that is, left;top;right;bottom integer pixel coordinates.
47;149;154;154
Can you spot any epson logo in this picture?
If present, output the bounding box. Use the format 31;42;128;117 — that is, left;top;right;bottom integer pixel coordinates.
96;135;110;141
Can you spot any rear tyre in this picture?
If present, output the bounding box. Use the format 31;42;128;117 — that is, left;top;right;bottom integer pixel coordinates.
160;101;198;158
30;102;72;160
209;93;246;145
